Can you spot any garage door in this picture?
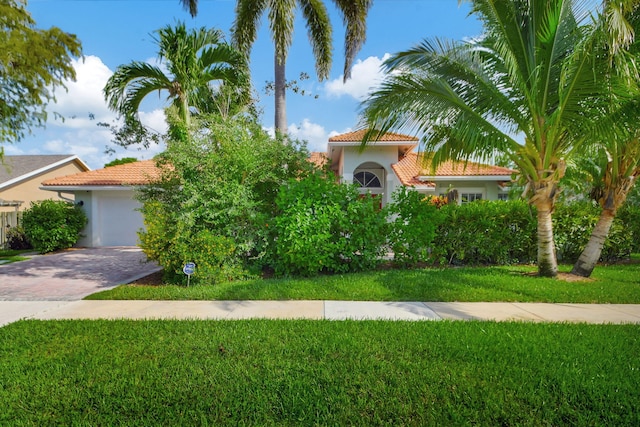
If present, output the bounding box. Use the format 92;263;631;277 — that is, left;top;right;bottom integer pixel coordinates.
96;192;144;246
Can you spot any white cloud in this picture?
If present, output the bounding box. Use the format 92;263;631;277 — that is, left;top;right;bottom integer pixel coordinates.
48;55;116;127
324;54;391;100
288;119;329;152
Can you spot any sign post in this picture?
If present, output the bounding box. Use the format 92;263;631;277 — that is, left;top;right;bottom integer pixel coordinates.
183;262;196;286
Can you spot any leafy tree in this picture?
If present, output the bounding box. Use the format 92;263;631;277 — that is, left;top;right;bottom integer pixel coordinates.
360;0;620;277
103;22;249;138
0;0;82;150
137;115;314;283
180;0;370;133
104;157;139;168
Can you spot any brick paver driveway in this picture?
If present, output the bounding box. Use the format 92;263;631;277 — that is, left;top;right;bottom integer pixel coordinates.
0;247;160;301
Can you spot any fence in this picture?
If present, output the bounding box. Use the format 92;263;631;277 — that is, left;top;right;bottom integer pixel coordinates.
1;210;20;249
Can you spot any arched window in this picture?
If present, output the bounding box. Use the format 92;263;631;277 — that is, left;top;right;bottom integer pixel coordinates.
353;171;382;188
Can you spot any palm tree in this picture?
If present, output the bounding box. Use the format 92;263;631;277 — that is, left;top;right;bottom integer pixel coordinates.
104;22;249;135
569;2;640;277
231;0;372;133
359;0;617;278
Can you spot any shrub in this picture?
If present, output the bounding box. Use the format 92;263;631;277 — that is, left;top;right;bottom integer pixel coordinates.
137;115;314;282
5;226;32;250
431;200;537;265
386;188;443;265
617;204;640;253
21;200;87;253
553;201;632;263
271;172;387;276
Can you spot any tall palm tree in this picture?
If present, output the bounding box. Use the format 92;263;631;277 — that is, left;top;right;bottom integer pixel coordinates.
231;0;372;133
359;0;616;278
104;22;249;135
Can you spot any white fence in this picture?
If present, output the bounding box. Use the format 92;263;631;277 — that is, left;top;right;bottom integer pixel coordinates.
1;210;20;248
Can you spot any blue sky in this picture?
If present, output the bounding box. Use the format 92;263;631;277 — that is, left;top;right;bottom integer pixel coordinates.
9;0;482;169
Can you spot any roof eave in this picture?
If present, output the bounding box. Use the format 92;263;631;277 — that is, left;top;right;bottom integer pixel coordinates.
0;155;90;190
418;175;514;181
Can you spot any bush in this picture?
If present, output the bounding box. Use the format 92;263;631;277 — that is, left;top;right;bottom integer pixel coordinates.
5;226;32;250
553;201;632;263
271;172;387;276
617;204;640;253
21;200;87;253
431;200;537;265
137;115;314;282
386;188;443;265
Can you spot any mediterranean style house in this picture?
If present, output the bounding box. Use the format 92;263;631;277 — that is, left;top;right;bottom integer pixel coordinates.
313;130;515;206
40;130;515;247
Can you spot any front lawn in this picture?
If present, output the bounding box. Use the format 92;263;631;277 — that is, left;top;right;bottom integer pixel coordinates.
1;320;638;426
87;260;640;303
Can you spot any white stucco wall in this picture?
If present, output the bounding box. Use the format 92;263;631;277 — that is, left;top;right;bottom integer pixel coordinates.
340;146;400;205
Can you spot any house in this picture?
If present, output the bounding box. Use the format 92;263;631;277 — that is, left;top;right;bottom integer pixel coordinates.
319;130;515;205
39;130;515;248
41;160;162;247
1;155;90;245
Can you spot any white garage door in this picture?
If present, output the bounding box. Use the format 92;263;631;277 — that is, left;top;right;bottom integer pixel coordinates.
96;192;144;246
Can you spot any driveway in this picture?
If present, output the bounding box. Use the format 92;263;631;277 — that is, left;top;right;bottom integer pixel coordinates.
0;247;160;301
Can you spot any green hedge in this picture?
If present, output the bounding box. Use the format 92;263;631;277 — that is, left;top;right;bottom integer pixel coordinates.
21;200;87;254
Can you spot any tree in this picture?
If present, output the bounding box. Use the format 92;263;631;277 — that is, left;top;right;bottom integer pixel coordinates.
103;22;249;138
0;0;82;150
180;0;372;133
104;157;139;168
359;0;617;277
571;7;640;276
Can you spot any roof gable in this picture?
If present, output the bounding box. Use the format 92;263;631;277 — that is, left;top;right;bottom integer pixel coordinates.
329;129;418;143
42;160;163;187
0;155;90;189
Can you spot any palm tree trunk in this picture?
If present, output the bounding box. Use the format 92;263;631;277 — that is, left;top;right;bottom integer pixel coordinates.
571;208;616;277
274;52;287;134
535;201;558;277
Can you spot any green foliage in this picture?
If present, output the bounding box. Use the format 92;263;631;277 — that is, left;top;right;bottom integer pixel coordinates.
553;202;632;262
432;200;537;266
386;188;443;265
103;157;138;168
0;0;82;145
5;225;31;250
21;200;87;254
271;172;387;276
137;115;313;282
617;204;640;253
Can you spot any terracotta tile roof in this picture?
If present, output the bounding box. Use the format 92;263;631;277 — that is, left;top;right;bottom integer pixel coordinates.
42;160;163;187
308;152;329;168
392;152;516;187
329;129;419;142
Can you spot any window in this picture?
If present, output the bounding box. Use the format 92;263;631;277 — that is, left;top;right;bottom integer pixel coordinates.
353;171;382;188
497;193;509;201
461;193;482;203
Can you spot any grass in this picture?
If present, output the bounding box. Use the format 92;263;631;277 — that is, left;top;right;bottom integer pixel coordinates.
87;259;640;303
0;319;638;426
0;249;31;264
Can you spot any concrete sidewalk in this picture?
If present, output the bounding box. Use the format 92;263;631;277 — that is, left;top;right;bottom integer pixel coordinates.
2;300;640;326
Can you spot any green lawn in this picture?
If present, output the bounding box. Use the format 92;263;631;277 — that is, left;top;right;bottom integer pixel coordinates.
88;260;640;303
0;319;637;426
0;249;30;265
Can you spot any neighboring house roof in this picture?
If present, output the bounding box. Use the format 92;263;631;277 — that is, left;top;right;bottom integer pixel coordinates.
0;155;90;190
309;152;328;168
329;129;419;143
41;160;163;189
392;152;516;190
